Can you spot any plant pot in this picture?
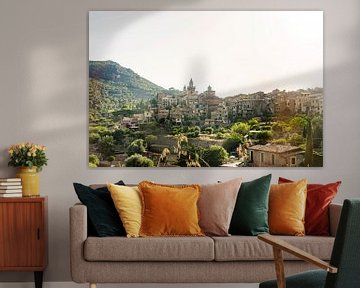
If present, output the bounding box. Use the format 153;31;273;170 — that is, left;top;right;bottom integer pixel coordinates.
16;167;40;197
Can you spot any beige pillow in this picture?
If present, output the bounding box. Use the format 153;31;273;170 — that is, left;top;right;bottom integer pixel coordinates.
198;178;242;236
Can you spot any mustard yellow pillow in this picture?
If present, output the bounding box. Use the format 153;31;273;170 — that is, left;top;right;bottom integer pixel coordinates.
138;181;204;237
269;179;307;236
107;183;142;238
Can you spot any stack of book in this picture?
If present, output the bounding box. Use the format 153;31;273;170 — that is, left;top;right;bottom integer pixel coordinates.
0;178;22;197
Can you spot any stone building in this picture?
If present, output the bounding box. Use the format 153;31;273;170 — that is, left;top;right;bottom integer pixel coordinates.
248;144;304;167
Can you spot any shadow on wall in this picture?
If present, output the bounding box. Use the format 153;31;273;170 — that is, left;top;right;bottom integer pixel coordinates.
0;1;208;283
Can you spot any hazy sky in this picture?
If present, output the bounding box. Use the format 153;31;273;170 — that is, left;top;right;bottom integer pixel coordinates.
89;11;323;97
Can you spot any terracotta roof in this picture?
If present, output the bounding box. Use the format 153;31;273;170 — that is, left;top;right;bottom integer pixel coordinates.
248;144;303;154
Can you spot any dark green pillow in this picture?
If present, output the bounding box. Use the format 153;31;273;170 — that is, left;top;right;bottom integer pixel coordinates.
229;174;272;236
73;181;126;237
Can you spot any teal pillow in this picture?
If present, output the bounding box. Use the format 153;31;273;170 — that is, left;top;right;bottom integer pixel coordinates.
229;174;272;236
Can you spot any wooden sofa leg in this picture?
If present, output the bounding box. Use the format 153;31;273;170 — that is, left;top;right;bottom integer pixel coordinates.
89;283;97;288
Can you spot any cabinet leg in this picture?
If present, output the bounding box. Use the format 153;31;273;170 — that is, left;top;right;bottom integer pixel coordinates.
34;271;43;288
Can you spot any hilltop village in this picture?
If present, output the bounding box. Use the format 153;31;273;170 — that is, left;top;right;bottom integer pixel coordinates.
121;79;323;129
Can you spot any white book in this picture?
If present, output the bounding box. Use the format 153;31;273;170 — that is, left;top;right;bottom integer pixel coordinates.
0;178;21;182
0;189;22;193
0;182;22;186
0;186;22;190
0;193;22;198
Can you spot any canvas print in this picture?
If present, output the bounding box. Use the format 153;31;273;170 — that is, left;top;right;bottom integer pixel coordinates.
89;11;323;167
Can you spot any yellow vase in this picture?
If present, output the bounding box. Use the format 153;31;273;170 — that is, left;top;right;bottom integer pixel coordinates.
16;167;40;197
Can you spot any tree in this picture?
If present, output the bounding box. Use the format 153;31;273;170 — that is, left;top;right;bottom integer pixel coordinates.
98;136;115;158
204;127;214;134
124;154;154;167
304;119;313;166
127;139;146;156
150;98;158;108
248;118;260;129
107;155;116;162
145;135;158;149
185;126;201;138
272;138;288;145
312;115;323;148
289;116;308;132
89;132;100;144
158;148;171;167
89;126;111;137
112;128;129;142
255;130;272;145
289;133;305;146
174;134;202;167
231;122;250;135
202;145;229;167
89;154;100;167
222;137;241;153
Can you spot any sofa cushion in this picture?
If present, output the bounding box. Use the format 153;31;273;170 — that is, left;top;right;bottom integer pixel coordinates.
139;181;203;237
73;181;126;237
279;177;341;236
212;236;334;261
107;184;142;238
269;179;307;236
198;177;242;236
229;174;271;236
84;236;214;261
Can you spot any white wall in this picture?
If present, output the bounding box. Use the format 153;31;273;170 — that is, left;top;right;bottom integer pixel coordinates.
0;0;359;283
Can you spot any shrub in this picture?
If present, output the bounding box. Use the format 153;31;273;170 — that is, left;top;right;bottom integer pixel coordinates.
289;133;305;146
272;138;288;145
202;145;229;167
89;154;100;166
255;130;272;145
204;127;214;134
89;126;111;137
98;136;115;158
112;128;129;142
107;155;116;162
145;135;157;147
89;132;101;144
124;154;154;167
231;122;250;135
127;139;146;156
222;137;241;153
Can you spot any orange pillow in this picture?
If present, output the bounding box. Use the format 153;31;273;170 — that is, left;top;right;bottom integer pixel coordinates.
278;177;341;235
138;181;204;237
269;179;307;236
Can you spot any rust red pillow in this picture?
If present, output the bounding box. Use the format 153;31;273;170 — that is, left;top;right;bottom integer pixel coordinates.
278;177;341;236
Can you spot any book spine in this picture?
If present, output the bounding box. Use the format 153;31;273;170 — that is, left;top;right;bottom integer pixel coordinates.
0;178;21;182
0;190;23;193
0;183;22;186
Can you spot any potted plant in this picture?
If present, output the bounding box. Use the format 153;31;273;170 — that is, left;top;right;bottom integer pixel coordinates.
8;143;48;197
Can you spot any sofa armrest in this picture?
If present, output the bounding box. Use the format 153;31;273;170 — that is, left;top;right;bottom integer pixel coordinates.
258;234;338;273
69;203;88;283
258;233;337;288
329;203;342;237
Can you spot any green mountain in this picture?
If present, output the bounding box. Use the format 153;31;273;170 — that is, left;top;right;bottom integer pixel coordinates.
89;60;166;100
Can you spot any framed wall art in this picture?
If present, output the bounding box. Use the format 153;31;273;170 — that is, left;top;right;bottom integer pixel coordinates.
89;11;323;167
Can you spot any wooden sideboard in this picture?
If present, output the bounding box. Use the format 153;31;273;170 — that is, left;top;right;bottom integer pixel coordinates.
0;197;47;288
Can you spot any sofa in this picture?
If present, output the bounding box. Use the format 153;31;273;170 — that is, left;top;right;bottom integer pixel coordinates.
70;201;342;287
